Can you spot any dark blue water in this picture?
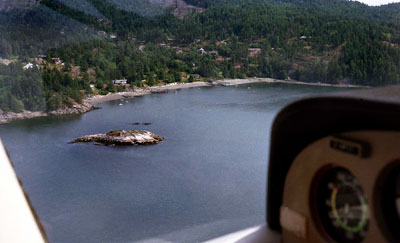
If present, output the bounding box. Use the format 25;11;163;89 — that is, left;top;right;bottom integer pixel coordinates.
0;83;346;243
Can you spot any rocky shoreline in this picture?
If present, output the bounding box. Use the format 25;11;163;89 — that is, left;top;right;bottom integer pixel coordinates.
0;78;365;125
0;110;47;124
0;101;98;125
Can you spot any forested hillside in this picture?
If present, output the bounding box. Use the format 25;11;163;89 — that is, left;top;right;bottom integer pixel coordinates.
1;0;400;112
0;2;100;58
55;0;106;19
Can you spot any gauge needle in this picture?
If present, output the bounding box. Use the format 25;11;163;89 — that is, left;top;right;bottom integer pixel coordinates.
345;203;349;214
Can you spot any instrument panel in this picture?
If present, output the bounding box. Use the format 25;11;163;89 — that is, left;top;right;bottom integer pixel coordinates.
280;130;400;243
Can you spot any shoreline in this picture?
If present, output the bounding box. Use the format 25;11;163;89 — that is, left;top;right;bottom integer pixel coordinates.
0;78;365;125
215;78;367;88
86;78;365;105
86;81;211;105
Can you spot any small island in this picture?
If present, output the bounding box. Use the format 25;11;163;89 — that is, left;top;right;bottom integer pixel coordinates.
71;130;164;146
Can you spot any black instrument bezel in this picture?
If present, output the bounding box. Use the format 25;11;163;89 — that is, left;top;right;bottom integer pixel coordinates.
374;160;400;242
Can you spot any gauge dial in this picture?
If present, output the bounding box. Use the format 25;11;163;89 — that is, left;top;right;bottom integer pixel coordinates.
315;168;369;243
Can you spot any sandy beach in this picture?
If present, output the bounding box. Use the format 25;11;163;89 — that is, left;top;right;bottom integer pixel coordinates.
85;78;365;106
86;82;212;105
215;78;366;88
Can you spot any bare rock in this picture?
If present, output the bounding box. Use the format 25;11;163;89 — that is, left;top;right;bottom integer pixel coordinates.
71;130;164;146
49;101;98;116
0;110;47;124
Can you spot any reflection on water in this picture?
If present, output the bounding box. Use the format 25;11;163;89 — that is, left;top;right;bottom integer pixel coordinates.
0;83;348;243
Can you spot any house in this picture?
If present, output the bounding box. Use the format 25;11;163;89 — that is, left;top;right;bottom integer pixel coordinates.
110;34;117;39
90;84;95;90
87;68;96;75
37;55;47;59
248;48;262;57
71;66;81;78
2;59;11;65
52;58;62;65
98;31;106;36
35;57;45;65
216;57;231;63
97;19;110;25
234;63;244;69
216;57;224;62
300;36;308;40
216;40;227;46
139;45;146;52
192;74;200;79
23;63;35;70
198;48;206;54
181;72;188;79
113;79;128;85
209;51;218;56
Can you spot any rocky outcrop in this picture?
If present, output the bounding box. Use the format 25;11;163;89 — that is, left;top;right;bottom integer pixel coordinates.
0;110;47;124
71;130;164;146
148;0;204;18
0;101;98;125
48;101;98;116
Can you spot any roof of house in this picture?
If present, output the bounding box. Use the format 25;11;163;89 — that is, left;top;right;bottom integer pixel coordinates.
113;79;127;83
23;63;34;69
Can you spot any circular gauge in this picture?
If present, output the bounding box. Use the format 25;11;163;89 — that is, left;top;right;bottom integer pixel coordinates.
315;168;369;243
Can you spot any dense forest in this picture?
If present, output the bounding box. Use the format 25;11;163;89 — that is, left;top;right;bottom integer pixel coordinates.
0;63;45;112
0;0;400;112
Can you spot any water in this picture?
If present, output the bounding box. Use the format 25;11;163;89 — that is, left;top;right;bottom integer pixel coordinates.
0;83;346;243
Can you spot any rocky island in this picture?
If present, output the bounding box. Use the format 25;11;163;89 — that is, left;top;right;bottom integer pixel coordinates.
71;130;164;146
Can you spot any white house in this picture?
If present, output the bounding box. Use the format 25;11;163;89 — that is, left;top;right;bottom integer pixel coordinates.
300;36;308;40
198;48;206;54
113;79;128;85
23;63;34;70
